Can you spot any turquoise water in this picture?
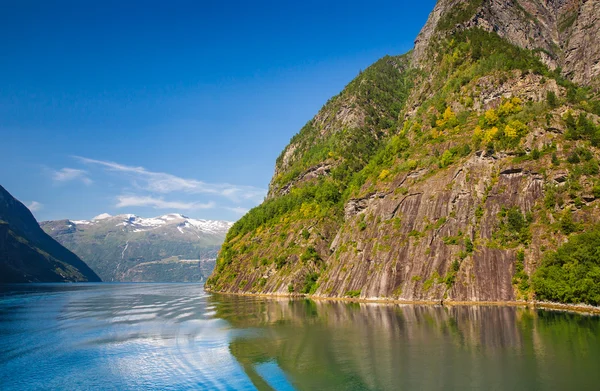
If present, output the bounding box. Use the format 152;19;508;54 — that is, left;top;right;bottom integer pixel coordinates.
1;284;600;390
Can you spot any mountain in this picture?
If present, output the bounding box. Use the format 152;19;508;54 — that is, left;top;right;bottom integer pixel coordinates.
0;185;100;283
41;213;232;282
206;0;600;306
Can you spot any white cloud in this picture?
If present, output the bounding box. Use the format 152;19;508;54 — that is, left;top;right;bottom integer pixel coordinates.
115;195;215;210
27;201;43;212
52;168;92;185
76;156;265;202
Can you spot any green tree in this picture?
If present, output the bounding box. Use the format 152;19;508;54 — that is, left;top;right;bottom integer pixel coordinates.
533;229;600;305
546;91;558;108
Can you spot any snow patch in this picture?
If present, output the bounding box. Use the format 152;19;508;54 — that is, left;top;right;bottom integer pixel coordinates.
160;213;187;221
135;217;167;226
71;220;91;225
92;213;112;220
185;218;233;234
62;211;232;236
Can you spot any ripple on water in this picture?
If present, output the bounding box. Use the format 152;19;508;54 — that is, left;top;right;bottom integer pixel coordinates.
4;283;600;390
0;284;258;391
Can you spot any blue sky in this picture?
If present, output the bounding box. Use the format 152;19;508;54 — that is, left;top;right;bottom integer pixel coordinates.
0;0;435;222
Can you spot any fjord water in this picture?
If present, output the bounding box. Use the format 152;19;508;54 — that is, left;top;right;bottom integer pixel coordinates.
1;284;599;391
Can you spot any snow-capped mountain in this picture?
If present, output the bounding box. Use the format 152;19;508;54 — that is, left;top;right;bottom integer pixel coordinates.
69;213;232;237
40;213;233;282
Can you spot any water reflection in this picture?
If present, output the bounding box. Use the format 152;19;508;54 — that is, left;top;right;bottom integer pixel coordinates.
0;284;254;390
211;295;600;391
1;284;599;391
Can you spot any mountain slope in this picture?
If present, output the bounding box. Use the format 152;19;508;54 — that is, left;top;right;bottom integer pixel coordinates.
206;0;600;305
413;0;600;88
42;214;232;282
0;185;100;283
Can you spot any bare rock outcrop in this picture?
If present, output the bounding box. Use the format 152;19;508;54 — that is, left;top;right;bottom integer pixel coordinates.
318;155;544;302
413;0;600;88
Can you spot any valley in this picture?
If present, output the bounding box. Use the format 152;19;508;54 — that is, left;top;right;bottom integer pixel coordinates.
42;213;231;282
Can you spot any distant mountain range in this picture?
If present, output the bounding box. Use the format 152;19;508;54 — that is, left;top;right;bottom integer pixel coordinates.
0;185;100;283
41;213;232;282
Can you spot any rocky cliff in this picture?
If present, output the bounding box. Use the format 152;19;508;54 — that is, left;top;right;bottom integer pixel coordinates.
413;0;600;88
0;185;101;283
206;0;600;305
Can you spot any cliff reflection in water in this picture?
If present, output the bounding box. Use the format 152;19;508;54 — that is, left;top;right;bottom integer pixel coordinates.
212;295;600;391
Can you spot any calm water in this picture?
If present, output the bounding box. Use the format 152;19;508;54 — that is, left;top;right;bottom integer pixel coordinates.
1;284;600;390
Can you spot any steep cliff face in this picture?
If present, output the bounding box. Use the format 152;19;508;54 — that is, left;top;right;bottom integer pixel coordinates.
268;54;416;198
207;0;600;303
413;0;600;88
0;185;101;283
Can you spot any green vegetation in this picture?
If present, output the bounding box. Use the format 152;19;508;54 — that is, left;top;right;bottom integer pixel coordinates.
533;228;600;305
513;250;530;294
464;237;474;253
301;229;310;240
444;260;461;288
343;28;573;199
546;91;558;108
0;185;102;283
559;11;578;32
560;212;579;235
443;234;461;245
220;26;583;269
564;112;600;146
274;54;417;191
436;0;483;31
423;271;442;292
301;272;320;294
274;256;288;270
210;4;600;305
344;134;412;196
357;215;367;231
225;180;341;242
472;98;529;150
300;246;320;263
492;207;532;246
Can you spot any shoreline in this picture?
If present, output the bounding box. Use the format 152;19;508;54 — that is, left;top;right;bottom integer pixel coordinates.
205;288;600;315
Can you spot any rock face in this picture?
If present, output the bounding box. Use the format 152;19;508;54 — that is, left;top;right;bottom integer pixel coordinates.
563;0;600;87
0;185;100;283
414;0;600;88
41;214;232;282
207;0;600;302
323;158;545;301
